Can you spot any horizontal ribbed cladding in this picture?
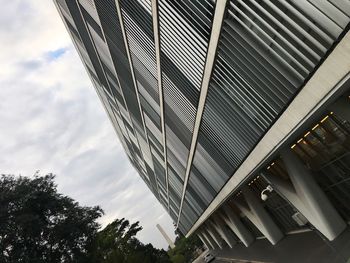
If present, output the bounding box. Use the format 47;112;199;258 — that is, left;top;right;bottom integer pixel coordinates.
202;0;350;173
119;1;165;183
120;0;158;83
65;0;108;89
183;0;350;232
159;0;214;89
144;163;159;195
57;0;77;29
159;0;215;219
161;68;197;198
92;80;137;166
64;17;82;43
57;0;70;16
119;1;167;199
158;180;168;208
93;1;158;195
168;163;183;222
168;165;183;199
57;1;152;195
185;185;207;216
120;0;160;104
169;182;181;209
60;1;130;169
56;2;83;50
169;209;177;223
169;187;181;221
177;223;186;237
78;0;100;24
166;1;214;42
86;1;157;197
103;66;127;109
180;199;197;233
94;0;144;130
159;0;215;226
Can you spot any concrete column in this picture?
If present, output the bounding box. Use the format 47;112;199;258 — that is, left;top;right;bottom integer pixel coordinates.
156;224;175;249
206;223;224;249
328;95;350;122
197;232;211;250
236;187;284;245
264;148;347;241
221;205;255;247
202;229;218;250
210;216;237;248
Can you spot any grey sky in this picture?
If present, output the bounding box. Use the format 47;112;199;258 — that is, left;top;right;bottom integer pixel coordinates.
0;0;176;249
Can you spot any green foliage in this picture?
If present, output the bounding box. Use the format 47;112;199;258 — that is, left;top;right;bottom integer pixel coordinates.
0;174;103;263
170;254;185;263
168;235;203;263
89;218;171;263
0;174;172;263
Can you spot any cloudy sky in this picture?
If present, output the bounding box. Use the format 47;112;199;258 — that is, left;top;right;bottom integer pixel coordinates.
0;0;176;249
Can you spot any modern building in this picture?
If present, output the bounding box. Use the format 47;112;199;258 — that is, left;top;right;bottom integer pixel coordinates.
54;0;350;260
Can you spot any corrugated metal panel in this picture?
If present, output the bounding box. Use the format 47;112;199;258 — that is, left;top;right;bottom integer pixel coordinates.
56;0;350;235
158;1;215;230
183;0;350;232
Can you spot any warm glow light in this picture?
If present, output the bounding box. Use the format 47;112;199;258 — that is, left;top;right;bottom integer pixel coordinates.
312;124;319;130
320;115;329;123
271;162;275;166
291;144;296;149
267;166;271;170
297;138;303;143
304;131;310;137
330;112;333;115
257;175;260;178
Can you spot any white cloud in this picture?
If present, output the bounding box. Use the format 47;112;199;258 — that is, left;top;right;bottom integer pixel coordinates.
0;0;176;249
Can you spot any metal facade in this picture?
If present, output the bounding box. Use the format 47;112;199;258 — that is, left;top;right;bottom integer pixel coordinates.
54;0;350;235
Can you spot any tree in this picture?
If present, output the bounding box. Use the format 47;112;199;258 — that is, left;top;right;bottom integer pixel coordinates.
0;174;103;263
89;218;142;262
168;234;203;263
89;218;171;263
1;174;172;263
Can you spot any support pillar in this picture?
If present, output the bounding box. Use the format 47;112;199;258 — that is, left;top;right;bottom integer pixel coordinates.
221;205;255;247
210;216;237;248
197;232;211;250
206;223;224;249
264;148;346;241
202;229;218;250
236;187;284;245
